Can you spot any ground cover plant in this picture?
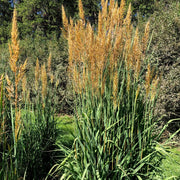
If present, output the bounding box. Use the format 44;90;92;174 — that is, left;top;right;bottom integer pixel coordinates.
47;0;180;179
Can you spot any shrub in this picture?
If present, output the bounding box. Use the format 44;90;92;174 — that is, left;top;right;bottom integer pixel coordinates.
150;0;180;67
149;1;180;140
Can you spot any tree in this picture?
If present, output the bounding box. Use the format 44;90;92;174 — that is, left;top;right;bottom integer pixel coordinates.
126;0;155;18
16;0;64;38
81;0;100;24
0;0;13;43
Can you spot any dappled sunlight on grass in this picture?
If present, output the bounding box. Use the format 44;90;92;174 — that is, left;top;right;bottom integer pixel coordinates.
161;147;180;179
56;115;75;147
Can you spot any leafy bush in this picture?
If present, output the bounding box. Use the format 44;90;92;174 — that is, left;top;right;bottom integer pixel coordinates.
149;1;180;139
150;1;180;67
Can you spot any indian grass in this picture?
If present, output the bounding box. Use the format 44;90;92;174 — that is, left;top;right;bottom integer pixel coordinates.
48;0;170;179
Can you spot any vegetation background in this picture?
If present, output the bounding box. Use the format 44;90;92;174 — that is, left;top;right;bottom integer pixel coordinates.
0;0;179;179
1;0;179;139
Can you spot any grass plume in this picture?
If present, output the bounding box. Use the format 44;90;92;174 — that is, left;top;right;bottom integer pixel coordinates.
56;0;164;179
8;8;27;142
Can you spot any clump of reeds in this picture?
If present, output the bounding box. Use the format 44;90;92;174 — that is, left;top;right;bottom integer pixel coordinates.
7;8;27;142
0;75;5;143
1;8;59;180
2;9;28;178
34;53;54;102
62;0;155;99
17;52;59;180
52;0;164;179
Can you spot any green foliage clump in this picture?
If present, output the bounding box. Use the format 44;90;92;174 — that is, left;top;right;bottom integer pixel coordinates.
50;1;168;179
149;1;180;139
150;1;180;66
127;0;155;18
0;1;12;44
17;94;59;180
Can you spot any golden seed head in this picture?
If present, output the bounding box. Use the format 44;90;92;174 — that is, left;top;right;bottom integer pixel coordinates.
41;63;47;99
5;75;14;100
78;0;85;21
118;0;125;25
16;59;27;85
35;58;40;91
133;28;142;80
113;71;118;107
151;75;159;101
6;75;11;86
68;31;73;68
47;52;52;73
62;5;69;37
9;8;20;73
109;0;115;14
98;12;103;39
142;20;150;53
124;3;132;28
101;0;108;21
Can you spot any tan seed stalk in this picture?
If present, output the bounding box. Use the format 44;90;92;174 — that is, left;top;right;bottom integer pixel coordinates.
62;0;156;103
8;9;27;142
78;0;85;21
35;58;40;91
41;63;47;99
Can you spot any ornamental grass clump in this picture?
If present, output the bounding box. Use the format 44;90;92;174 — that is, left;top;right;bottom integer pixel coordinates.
1;9;27;179
49;0;166;179
0;9;58;180
0;75;5;145
16;50;60;180
6;8;27;143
